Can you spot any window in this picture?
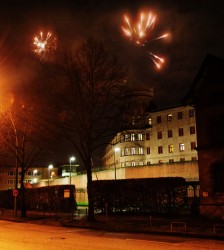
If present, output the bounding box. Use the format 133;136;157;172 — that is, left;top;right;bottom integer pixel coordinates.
190;126;196;134
191;141;196;150
131;161;136;166
169;159;174;163
192;157;197;161
168;130;173;138
137;133;143;141
179;128;184;136
158;131;162;139
147;161;151;165
189;109;195;118
121;162;125;168
138;147;144;155
168;144;174;153
157;116;161;124
158;146;163;154
148;118;152;125
8;171;14;176
124;148;129;155
130;148;135;155
213;162;224;192
180;158;185;162
167;114;172;122
178;112;183;120
125;134;129;142
139;161;144;166
145;133;150;140
146;147;150;154
159;160;164;164
179;143;185;152
131;133;135;141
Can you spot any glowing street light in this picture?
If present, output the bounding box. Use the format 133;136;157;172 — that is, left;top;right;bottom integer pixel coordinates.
69;156;76;186
114;147;120;180
48;164;53;186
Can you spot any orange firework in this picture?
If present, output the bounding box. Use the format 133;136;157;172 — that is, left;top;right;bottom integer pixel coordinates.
33;31;57;61
121;11;169;69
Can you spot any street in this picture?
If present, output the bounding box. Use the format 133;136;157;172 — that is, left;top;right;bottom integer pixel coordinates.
0;220;223;250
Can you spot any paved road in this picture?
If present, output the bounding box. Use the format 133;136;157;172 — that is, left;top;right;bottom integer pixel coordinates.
0;220;223;250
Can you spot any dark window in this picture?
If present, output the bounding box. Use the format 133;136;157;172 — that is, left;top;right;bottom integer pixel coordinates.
189;109;195;118
180;158;185;162
168;130;173;138
179;128;184;136
158;146;163;154
213;162;224;192
158;131;162;139
145;133;150;140
169;159;174;163
146;147;150;154
178;112;183;120
157;116;161;124
191;141;196;150
190;126;196;134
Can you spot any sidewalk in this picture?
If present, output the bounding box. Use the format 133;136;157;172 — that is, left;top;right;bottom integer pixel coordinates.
1;208;224;240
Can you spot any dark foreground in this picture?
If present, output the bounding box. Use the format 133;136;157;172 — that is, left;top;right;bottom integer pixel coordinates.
0;208;224;241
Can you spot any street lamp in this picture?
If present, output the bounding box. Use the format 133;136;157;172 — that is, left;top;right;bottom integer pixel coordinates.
69;156;76;186
114;147;120;180
48;164;53;186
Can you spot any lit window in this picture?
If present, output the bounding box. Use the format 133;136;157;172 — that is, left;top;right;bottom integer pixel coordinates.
179;143;185;152
131;133;135;141
124;148;129;155
167;114;172;122
159;160;164;164
131;161;136;166
130;148;135;155
125;134;129;141
168;144;174;153
178;112;183;120
148;118;152;125
190;126;196;134
138;147;143;155
158;146;163;154
139;161;144;166
137;133;143;141
168;130;173;138
179;128;184;136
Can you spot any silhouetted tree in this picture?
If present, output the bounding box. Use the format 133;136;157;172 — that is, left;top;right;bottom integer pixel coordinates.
50;38;127;221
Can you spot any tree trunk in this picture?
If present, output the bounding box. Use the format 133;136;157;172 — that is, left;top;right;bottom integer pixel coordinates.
86;160;95;221
20;170;27;218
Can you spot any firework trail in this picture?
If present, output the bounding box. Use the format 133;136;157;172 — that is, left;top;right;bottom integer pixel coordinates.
121;11;169;69
33;31;57;61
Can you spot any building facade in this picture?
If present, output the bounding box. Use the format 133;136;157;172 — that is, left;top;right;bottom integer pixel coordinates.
103;104;198;181
184;54;224;219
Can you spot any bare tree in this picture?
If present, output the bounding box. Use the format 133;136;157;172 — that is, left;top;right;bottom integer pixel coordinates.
0;82;52;217
50;38;127;221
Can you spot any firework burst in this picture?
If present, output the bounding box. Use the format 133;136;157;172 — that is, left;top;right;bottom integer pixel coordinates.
33;31;57;61
121;11;169;69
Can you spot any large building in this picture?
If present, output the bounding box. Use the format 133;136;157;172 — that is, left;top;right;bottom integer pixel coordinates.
103;104;199;182
184;54;224;219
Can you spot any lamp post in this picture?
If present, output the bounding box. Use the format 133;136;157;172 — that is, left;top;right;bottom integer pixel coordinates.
114;147;120;180
48;164;53;186
69;156;75;186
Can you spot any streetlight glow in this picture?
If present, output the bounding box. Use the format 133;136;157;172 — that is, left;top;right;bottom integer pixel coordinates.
48;164;53;186
69;156;76;186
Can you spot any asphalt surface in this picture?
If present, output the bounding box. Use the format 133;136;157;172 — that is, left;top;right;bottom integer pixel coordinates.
0;208;224;241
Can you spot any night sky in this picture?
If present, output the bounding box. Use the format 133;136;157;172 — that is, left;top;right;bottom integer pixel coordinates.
0;0;224;108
